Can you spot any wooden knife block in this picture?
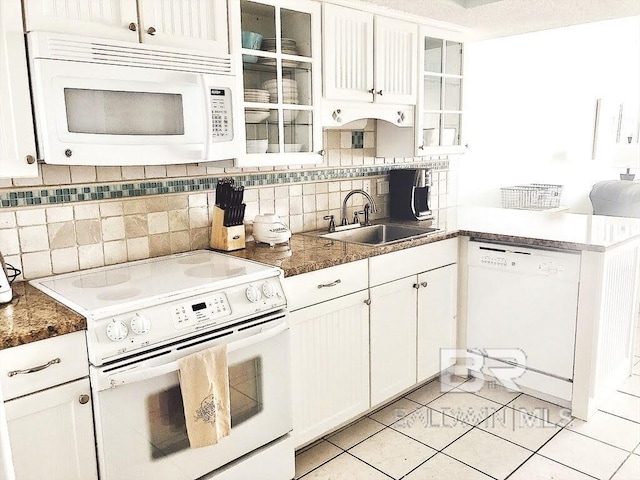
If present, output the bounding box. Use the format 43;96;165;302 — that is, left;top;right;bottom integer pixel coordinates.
210;206;245;251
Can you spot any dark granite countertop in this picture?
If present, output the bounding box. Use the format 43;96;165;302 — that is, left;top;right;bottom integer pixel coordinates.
0;282;85;350
3;206;640;349
230;207;640;276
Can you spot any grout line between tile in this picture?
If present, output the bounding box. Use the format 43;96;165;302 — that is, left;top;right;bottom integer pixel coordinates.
597;408;640;425
606;452;635;480
342;451;396;480
295;447;344;480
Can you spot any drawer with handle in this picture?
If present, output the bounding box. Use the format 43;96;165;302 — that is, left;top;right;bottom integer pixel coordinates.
283;260;368;311
0;331;88;401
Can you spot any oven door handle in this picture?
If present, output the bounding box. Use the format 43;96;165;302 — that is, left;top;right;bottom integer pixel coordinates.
106;323;288;389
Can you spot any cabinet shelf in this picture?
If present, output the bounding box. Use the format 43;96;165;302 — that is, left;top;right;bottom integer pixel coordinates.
243;58;311;72
236;0;322;167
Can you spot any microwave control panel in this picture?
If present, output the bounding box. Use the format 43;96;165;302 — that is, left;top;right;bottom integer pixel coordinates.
209;88;233;142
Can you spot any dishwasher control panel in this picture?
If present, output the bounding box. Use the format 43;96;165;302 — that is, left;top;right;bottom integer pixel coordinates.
468;241;581;281
479;255;509;267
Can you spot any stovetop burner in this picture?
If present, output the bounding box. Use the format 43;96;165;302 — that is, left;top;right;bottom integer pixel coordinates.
30;250;279;318
30;250;287;365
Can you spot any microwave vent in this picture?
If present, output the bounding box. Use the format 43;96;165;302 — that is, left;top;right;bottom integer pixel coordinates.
29;32;233;75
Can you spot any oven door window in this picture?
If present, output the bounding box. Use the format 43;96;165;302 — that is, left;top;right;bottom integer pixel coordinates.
64;88;185;136
94;324;291;480
147;357;263;459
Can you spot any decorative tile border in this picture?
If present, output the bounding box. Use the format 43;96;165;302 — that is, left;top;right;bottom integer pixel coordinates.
0;161;448;208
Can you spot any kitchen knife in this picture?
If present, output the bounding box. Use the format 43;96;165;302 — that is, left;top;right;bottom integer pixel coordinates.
239;203;246;225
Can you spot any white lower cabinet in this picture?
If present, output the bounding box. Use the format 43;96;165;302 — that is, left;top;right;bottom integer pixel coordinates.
289;290;370;448
417;264;458;382
5;377;98;480
369;239;459;405
287;239;459;447
369;276;417;406
0;331;97;480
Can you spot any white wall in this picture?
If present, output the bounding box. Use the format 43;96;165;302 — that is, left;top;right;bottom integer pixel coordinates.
451;16;640;213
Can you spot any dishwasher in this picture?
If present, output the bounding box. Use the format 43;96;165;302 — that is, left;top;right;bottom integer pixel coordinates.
466;240;581;399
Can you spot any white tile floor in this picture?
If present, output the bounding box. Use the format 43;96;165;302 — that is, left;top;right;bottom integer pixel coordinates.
295;358;640;480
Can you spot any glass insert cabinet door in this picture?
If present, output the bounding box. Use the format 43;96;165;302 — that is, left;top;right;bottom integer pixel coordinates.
420;35;464;150
238;0;322;164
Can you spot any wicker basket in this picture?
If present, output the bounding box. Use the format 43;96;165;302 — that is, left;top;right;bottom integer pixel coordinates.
500;184;564;210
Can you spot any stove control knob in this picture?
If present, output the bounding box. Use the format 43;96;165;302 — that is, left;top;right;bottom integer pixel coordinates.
106;319;128;342
246;285;262;303
130;313;151;335
262;281;277;298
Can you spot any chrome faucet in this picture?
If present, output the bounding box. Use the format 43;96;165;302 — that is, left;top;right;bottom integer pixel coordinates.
341;189;378;226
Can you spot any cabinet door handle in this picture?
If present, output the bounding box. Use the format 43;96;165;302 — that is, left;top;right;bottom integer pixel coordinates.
79;394;90;405
368;88;375;94
318;279;341;289
364;298;371;306
413;283;420;289
128;22;137;31
421;282;428;288
7;358;60;377
376;90;383;96
25;154;36;164
147;26;157;36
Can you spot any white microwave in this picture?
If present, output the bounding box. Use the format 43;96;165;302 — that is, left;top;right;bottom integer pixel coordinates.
27;32;242;166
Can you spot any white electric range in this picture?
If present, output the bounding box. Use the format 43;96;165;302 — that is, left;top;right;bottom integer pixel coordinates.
30;250;294;480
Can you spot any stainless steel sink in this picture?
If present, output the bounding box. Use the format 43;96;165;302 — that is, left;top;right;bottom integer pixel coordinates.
317;224;439;246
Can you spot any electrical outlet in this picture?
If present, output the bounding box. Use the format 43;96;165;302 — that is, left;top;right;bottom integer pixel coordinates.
377;180;389;195
363;180;371;195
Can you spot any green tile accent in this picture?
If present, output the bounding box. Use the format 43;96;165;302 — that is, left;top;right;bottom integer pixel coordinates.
0;161;448;209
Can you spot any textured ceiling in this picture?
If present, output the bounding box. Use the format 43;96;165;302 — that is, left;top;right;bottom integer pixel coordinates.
352;0;640;39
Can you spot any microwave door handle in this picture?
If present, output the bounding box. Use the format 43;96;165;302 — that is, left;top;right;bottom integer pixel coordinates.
105;322;288;390
198;75;212;161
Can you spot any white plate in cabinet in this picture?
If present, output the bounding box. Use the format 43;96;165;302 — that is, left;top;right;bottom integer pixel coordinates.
283;260;368;311
0;331;88;401
369;238;458;287
322;4;417;105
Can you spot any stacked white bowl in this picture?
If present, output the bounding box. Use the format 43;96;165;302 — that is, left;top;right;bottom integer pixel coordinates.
262;79;299;123
244;89;270;123
261;79;298;104
246;139;268;154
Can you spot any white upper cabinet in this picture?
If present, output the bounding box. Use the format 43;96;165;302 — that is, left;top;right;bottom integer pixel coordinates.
323;3;417;105
417;30;465;154
136;0;229;52
322;5;374;103
0;0;38;178
374;16;418;105
23;0;139;41
377;26;466;157
24;0;229;53
234;0;323;167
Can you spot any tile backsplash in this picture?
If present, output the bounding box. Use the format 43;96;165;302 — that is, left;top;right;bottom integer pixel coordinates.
0;124;451;280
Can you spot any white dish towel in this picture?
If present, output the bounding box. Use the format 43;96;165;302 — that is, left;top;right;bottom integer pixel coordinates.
178;345;231;448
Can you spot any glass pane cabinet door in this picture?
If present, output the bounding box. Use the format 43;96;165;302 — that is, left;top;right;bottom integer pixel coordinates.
420;36;463;150
239;0;319;161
